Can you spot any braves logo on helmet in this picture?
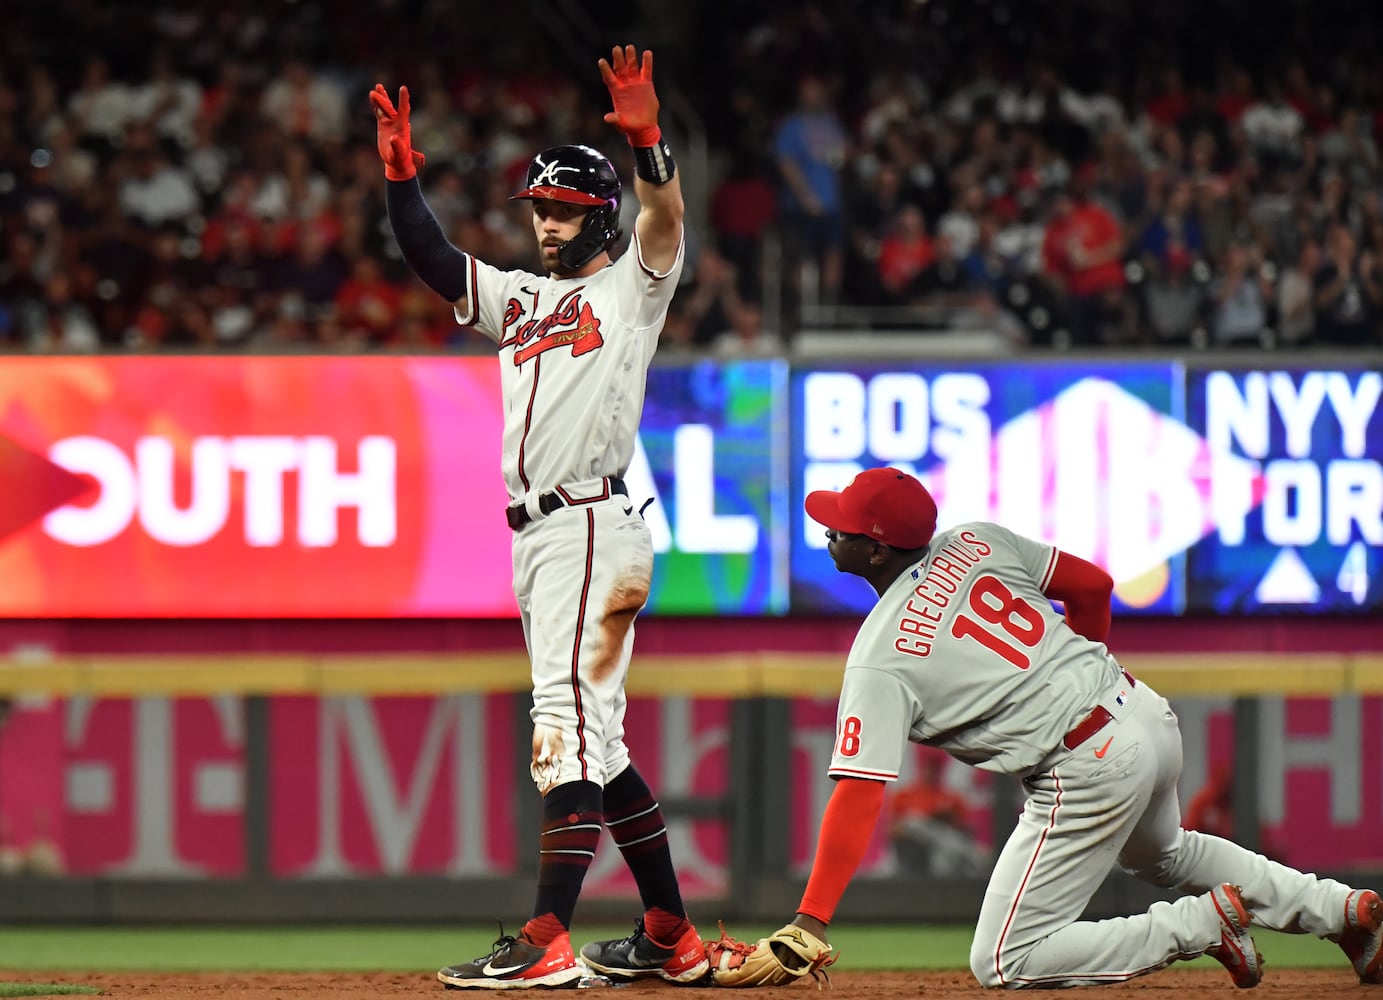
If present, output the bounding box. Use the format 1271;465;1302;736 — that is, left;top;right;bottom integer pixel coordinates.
511;145;622;271
528;159;581;188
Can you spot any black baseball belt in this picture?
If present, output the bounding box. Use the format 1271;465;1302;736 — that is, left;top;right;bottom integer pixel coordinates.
506;476;629;532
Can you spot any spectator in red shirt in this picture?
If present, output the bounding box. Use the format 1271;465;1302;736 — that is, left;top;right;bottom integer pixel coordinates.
710;151;779;301
1040;185;1129;344
1144;67;1189;128
876;205;934;302
334;256;403;345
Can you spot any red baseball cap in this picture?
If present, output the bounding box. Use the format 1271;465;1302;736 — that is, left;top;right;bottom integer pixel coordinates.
804;467;938;549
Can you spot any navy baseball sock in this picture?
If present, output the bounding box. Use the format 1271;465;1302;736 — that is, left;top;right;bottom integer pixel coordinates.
525;779;603;945
603;764;687;925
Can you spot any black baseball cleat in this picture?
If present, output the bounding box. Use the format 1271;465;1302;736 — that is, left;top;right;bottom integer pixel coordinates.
437;927;584;990
580;917;710;983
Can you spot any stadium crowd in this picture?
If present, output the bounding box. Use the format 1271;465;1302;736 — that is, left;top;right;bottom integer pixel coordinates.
1;0;1382;353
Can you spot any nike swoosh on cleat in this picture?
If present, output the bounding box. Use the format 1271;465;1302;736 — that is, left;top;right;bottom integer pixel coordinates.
482;962;529;976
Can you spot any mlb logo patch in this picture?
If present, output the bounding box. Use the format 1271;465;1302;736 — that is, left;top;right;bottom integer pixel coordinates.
1116;692;1127;707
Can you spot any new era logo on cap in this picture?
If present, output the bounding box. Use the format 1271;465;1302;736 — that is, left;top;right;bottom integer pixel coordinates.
805;467;938;549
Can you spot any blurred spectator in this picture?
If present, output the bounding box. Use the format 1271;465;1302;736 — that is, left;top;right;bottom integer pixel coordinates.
937;182;986;260
66;55;132;150
1241;83;1305;171
1139;179;1205;271
127;48;203;149
26;272;100;352
259;57;347;146
961;213;1018;297
774;73;849;305
711;299;784;359
1143;247;1208;344
1276;238;1320;344
334;256;403;346
1313;224;1383;345
1040;186;1128;344
876;205;933;304
1210;242;1273;345
273;225;348;322
909;233;973;308
116;134;200;229
709;151;778;301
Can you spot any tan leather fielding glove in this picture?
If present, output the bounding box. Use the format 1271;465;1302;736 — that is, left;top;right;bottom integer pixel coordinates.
708;922;838;988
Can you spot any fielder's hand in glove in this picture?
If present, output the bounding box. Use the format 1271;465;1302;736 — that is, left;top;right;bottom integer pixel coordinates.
598;44;661;147
707;921;838;988
369;83;426;181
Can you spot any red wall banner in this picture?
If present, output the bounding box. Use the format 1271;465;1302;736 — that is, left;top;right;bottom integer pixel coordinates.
7;693;1378;886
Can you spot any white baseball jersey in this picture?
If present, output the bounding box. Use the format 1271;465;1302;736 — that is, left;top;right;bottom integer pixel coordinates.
828;521;1126;779
453;233;684;500
449;230;683;793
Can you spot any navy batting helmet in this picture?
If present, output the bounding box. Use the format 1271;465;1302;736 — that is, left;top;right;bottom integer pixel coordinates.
511;144;622;271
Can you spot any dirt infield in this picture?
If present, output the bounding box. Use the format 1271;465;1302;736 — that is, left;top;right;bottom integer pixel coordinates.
4;969;1369;998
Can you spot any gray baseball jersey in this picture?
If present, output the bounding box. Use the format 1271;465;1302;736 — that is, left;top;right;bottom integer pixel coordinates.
821;520;1367;988
828;521;1123;779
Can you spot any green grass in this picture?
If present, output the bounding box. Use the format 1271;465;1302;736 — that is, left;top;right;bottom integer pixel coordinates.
0;986;100;997
0;924;1354;974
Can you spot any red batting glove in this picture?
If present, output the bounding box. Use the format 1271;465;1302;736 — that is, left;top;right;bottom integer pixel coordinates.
369;83;426;181
599;45;661;147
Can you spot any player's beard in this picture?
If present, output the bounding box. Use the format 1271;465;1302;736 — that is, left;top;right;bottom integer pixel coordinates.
540;240;574;276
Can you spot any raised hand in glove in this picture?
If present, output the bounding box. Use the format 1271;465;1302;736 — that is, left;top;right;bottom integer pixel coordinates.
598;44;661;147
708;921;838;988
369;84;425;181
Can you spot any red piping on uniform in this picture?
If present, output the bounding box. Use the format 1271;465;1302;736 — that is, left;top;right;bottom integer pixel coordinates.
828;766;898;780
569;508;596;781
466;255;479;323
556;481;610;505
994;771;1064;986
517;355;540;492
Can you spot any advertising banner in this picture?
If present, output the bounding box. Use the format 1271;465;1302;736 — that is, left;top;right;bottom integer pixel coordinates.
790;363;1185;615
1183;369;1382;613
25;693;1383;883
0;358;780;617
790;364;1383;617
3;358;1376;618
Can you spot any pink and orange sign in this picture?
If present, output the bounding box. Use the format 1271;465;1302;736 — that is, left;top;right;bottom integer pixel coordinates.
0;357;515;616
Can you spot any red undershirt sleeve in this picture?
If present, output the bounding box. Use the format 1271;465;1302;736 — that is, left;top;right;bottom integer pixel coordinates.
796;776;887;924
1043;549;1114;643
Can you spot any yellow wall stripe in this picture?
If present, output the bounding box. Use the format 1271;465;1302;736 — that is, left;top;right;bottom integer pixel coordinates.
0;651;1379;698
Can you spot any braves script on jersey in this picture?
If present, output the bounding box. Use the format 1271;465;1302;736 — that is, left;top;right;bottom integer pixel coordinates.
454;233;684;501
829;521;1126;779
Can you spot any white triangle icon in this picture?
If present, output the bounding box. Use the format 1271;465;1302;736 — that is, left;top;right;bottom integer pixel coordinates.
1254;548;1321;604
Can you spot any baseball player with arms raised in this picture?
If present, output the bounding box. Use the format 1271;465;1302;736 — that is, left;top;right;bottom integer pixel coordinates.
709;467;1383;989
372;45;711;990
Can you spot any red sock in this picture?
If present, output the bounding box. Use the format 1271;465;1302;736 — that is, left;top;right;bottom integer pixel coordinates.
643;906;689;944
522;912;567;947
